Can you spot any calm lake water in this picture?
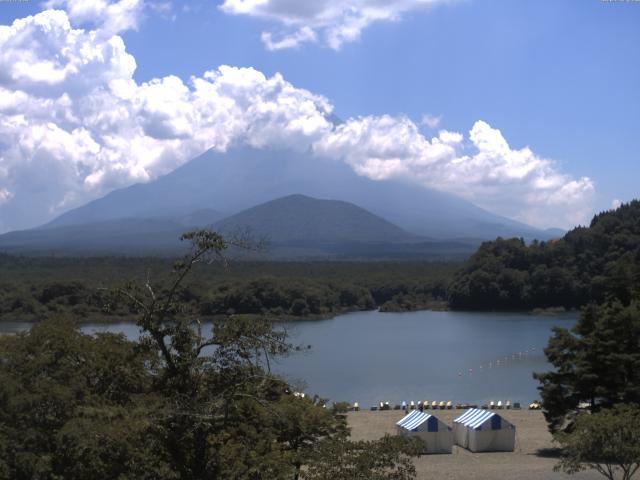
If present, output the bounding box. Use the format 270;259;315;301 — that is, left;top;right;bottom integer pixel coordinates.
1;310;576;407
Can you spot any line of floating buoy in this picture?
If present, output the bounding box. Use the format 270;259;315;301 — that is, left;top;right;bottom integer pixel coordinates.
456;346;542;379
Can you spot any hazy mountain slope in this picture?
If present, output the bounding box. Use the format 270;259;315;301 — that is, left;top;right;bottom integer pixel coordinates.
0;210;223;255
0;196;479;258
0;218;187;255
214;194;418;244
44;147;554;240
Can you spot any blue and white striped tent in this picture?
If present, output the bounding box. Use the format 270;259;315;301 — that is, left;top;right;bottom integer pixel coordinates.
396;410;452;454
453;408;515;452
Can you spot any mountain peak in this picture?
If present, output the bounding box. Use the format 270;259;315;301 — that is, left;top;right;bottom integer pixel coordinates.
214;194;417;245
37;146;555;242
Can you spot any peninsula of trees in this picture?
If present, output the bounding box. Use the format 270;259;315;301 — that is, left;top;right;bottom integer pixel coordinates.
448;200;640;311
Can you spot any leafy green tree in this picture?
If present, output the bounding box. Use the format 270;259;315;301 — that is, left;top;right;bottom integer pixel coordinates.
449;200;640;311
554;405;640;480
0;230;368;480
303;435;422;480
0;318;162;480
274;396;349;480
111;230;345;479
535;301;640;432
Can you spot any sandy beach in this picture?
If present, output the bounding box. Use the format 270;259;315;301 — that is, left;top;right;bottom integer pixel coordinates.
348;409;601;480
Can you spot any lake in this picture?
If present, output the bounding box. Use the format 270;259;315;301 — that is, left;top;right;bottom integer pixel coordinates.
0;309;576;407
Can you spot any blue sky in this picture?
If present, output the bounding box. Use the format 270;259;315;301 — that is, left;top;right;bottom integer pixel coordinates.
0;0;638;232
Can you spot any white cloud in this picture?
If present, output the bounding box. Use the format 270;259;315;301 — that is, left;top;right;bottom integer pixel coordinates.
421;113;442;129
0;9;334;232
43;0;144;35
262;26;317;50
0;9;136;96
611;198;622;209
0;188;12;204
0;6;595;233
219;0;451;50
314;118;595;228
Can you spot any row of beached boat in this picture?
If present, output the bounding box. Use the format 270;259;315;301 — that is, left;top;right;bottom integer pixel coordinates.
349;399;543;411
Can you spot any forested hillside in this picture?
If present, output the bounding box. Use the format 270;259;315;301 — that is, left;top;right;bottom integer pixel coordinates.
0;256;455;321
448;201;640;310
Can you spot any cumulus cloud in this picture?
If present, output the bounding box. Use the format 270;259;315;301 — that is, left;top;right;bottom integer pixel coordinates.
43;0;145;35
314;118;595;228
0;9;333;231
0;9;136;97
0;6;595;232
219;0;450;50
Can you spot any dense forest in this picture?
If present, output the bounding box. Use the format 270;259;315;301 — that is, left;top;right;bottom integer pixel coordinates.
0;256;455;322
2;201;639;322
0;232;423;479
448;200;640;310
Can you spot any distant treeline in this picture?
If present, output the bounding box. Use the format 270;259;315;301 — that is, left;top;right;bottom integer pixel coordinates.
2;201;639;321
448;200;640;310
0;256;456;321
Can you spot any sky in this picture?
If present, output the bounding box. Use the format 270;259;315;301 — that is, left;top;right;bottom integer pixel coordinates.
0;0;638;233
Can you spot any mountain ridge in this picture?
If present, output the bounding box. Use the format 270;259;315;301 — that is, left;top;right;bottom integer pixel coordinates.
43;146;558;241
0;194;479;258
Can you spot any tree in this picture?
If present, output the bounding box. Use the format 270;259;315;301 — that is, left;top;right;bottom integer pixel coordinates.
0;318;163;480
534;301;640;432
0;230;365;480
303;435;422;480
448;200;640;311
554;405;640;480
274;396;349;480
111;230;348;479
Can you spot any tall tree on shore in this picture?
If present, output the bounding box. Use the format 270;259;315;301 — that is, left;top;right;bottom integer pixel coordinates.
0;230;421;480
535;300;640;432
553;405;640;480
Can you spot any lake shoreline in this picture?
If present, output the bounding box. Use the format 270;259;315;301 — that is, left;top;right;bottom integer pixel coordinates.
0;304;576;325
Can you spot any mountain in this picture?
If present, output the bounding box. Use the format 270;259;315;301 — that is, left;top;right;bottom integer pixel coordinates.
214;194;417;244
0;209;223;255
0;194;478;258
544;227;566;238
44;146;555;241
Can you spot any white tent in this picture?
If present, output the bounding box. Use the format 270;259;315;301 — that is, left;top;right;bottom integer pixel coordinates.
396;410;453;454
453;408;515;452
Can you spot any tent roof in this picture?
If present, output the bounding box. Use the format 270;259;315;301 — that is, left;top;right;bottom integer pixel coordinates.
454;408;506;430
396;410;436;431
